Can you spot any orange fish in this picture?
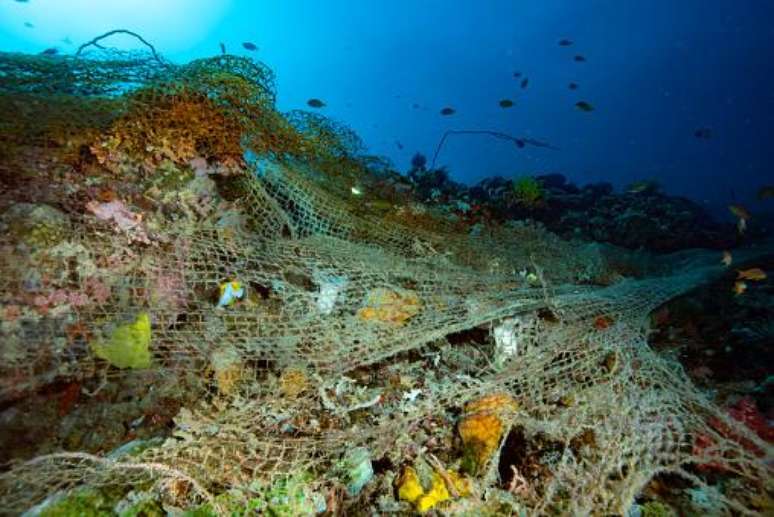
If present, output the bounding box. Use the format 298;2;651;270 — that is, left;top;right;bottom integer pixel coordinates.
737;268;767;281
729;204;750;220
721;250;732;267
733;281;747;296
594;315;614;330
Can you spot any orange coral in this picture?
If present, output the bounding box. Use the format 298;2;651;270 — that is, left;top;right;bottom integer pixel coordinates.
458;393;518;475
357;288;422;326
593;315;614;330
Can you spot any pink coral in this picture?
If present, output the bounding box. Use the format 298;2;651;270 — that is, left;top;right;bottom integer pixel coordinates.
86;200;150;243
84;276;111;304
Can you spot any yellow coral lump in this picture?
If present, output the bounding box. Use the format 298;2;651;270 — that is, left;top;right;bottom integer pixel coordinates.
279;367;309;398
90;312;152;369
357;288;422;326
396;466;471;513
458;393;518;475
396;466;424;504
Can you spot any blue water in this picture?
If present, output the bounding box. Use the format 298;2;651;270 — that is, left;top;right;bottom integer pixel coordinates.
2;0;773;215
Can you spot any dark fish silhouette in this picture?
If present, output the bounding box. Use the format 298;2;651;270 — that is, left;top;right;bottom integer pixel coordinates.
568;82;578;90
499;99;514;108
694;128;712;139
521;137;560;150
513;71;522;78
575;101;594;111
219;42;226;55
24;22;34;28
396;141;404;150
757;186;774;200
242;42;258;51
574;55;587;62
307;98;325;108
440;107;456;116
515;139;525;148
40;48;58;56
521;77;529;89
559;39;573;46
412;103;420;109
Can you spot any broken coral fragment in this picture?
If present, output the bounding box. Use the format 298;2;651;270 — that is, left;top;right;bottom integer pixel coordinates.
458;393;518;475
357;288;421;326
338;447;374;496
90;312;152;369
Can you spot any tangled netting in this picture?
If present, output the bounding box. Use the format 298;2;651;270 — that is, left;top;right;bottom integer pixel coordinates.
0;45;772;516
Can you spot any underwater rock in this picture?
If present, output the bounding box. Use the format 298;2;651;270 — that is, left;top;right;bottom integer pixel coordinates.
210;348;244;395
1;203;70;249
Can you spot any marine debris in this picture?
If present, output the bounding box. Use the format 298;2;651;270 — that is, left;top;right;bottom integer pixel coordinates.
0;31;772;517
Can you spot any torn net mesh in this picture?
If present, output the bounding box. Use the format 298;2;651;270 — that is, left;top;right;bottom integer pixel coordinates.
0;49;771;515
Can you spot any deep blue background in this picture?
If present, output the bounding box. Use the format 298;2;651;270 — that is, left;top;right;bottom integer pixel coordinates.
3;0;773;216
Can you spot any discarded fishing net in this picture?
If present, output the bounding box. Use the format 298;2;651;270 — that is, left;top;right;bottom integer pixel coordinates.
0;39;771;516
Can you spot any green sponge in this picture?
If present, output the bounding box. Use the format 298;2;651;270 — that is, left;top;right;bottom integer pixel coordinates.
90;312;152;369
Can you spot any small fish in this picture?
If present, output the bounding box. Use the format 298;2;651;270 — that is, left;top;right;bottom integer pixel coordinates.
721;250;732;267
733;281;747;296
499;99;514;108
513;71;522;78
694;127;712;139
729;204;750;220
307;98;326;108
40;47;58;56
568;82;578;90
219;42;226;55
217;281;244;308
515;139;525;148
350;186;363;196
521;77;529;89
573;54;587;62
757;185;774;200
411;103;420;109
440;107;456;116
24;21;34;28
242;41;258;51
575;101;594;112
61;37;72;45
559;39;573;46
395;140;404;150
737;268;767;281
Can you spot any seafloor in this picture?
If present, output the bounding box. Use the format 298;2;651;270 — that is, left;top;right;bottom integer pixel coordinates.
0;45;772;516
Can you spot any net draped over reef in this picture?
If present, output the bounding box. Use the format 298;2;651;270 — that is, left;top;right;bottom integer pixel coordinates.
0;45;771;515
